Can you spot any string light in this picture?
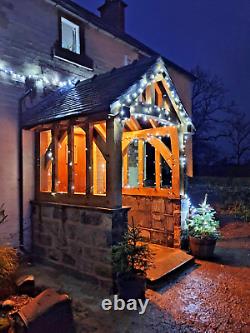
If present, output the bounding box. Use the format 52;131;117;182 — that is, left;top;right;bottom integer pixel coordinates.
39;58;192;199
0;63;76;88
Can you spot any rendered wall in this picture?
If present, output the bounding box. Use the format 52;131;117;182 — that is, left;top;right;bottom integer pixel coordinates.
0;0;139;246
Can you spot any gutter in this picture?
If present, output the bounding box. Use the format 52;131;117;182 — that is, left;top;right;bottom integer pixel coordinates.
18;89;33;251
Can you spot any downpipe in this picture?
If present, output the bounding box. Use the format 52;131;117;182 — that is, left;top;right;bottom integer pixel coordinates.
18;89;33;251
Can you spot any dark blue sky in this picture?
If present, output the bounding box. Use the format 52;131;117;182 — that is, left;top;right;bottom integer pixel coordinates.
74;0;250;115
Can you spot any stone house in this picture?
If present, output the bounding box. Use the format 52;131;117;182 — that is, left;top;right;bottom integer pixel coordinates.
0;0;194;287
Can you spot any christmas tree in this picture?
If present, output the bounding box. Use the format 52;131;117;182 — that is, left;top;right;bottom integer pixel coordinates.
187;194;220;240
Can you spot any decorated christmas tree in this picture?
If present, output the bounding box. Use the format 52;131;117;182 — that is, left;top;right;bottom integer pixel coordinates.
187;194;220;240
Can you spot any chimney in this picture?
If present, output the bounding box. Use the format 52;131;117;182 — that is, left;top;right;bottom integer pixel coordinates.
98;0;127;32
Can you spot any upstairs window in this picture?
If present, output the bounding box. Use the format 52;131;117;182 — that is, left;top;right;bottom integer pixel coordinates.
124;55;133;66
55;12;93;69
61;17;80;54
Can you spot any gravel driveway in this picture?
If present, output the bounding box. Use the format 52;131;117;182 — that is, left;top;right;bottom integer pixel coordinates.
19;221;250;332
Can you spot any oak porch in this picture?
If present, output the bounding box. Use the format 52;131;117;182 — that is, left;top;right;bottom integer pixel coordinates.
22;57;193;286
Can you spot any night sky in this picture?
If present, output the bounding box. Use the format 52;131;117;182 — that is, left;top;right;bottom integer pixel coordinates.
74;0;250;116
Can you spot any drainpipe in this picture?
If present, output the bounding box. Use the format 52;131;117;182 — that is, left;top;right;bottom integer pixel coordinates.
18;89;33;251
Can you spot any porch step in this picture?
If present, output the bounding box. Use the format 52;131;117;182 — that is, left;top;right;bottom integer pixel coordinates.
146;243;194;283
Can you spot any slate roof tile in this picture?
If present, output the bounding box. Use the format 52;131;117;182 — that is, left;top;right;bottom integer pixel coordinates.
22;56;158;128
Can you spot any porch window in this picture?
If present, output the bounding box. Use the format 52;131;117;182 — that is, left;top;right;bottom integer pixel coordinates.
144;142;156;188
93;122;107;196
40;130;52;192
161;156;172;188
122;127;179;198
57;131;68;193
160;136;172;188
39;125;87;195
127;140;139;187
73;126;86;194
93;143;106;195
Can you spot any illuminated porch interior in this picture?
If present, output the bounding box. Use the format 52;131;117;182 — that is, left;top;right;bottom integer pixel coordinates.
22;56;193;248
38;75;192;203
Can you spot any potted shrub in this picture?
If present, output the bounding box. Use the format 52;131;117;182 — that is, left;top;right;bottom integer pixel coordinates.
187;194;220;259
112;222;152;301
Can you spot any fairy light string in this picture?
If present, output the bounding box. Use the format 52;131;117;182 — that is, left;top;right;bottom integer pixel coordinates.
12;58;192;197
0;64;76;88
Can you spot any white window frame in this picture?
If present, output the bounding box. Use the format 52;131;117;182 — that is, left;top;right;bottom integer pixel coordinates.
61;17;80;54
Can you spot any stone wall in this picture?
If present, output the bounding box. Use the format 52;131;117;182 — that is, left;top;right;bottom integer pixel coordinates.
31;202;129;291
122;195;181;248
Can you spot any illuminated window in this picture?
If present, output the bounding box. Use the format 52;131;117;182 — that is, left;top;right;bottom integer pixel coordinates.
57;131;68;193
74;126;86;194
124;55;133;66
93;143;106;195
93;122;106;195
61;17;80;54
40;130;52;192
127;140;139;187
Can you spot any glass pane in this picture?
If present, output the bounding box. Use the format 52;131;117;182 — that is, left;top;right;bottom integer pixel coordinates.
144;142;156;188
161;136;172;188
93;142;106;195
162;136;172;150
161;156;172;188
61;17;80;54
74;126;86;194
57;132;68;193
40;130;52;192
127;140;138;188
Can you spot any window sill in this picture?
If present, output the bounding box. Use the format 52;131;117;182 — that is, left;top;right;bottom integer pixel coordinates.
54;46;93;71
122;187;179;198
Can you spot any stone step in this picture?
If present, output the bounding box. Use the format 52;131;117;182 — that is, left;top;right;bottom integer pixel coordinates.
146;243;194;284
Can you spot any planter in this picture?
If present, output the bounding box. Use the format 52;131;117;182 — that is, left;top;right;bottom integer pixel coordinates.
116;272;146;301
189;236;216;259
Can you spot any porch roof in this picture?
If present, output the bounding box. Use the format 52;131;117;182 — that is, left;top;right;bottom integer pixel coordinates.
21;56;157;128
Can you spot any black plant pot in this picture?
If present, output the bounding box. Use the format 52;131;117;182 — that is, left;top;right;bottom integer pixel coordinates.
116;272;146;301
189;236;216;259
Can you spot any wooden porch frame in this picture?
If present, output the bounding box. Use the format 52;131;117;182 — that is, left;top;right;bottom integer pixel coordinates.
35;114;123;209
34;72;190;207
122;127;180;198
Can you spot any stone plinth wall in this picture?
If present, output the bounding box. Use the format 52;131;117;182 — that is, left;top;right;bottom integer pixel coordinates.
31;202;129;291
123;196;181;248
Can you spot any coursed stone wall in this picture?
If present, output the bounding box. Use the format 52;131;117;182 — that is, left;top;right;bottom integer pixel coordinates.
123;196;181;248
31;202;129;291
